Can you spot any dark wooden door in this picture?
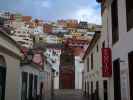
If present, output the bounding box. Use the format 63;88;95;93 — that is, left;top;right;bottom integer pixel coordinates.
96;81;99;100
28;74;33;100
128;51;133;100
60;70;75;89
103;80;108;100
21;72;28;100
113;59;121;100
40;82;43;100
0;67;6;100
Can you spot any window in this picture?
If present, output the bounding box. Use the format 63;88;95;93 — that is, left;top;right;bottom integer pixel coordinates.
91;82;93;100
111;0;119;45
126;0;133;31
97;44;99;52
21;72;28;100
102;41;105;48
87;57;89;72
91;53;93;69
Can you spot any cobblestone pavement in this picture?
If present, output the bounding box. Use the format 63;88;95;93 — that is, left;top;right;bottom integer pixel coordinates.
52;89;88;100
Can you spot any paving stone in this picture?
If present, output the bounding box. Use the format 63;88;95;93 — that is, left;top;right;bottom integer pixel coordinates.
52;89;88;100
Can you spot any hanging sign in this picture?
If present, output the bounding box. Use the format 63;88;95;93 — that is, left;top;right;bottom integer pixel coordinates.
102;48;112;77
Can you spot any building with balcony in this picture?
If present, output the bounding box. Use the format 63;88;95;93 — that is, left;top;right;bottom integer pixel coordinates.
9;21;33;48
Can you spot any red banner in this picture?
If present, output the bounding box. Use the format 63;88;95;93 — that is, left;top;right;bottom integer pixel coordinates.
102;48;112;77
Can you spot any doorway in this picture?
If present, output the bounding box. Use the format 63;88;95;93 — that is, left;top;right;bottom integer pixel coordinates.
103;80;108;100
59;70;75;89
21;72;28;100
87;82;89;97
128;51;133;100
0;67;6;100
91;82;93;100
96;81;99;100
40;82;43;100
113;59;121;100
0;55;6;100
28;74;33;100
34;75;38;100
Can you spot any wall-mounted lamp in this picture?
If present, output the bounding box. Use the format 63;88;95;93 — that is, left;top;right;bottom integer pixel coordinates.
119;59;128;64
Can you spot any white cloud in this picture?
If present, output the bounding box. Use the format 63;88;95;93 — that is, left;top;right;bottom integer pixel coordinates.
34;0;51;8
76;8;101;25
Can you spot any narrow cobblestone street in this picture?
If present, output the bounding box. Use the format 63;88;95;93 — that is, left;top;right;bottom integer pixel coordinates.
53;90;88;100
1;0;133;100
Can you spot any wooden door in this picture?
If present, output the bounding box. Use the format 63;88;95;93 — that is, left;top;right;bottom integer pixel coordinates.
0;67;6;100
128;52;133;100
113;59;121;100
60;70;75;89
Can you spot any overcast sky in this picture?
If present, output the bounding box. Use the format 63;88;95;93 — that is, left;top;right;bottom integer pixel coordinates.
0;0;101;24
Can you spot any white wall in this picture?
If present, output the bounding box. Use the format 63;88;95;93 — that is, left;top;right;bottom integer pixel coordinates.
100;1;114;100
75;56;84;90
100;0;133;100
108;0;133;100
0;52;21;100
44;63;52;100
54;76;59;90
0;33;21;100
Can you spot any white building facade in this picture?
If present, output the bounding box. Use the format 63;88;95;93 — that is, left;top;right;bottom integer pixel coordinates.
82;32;106;100
97;0;133;100
0;29;21;100
9;21;33;48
